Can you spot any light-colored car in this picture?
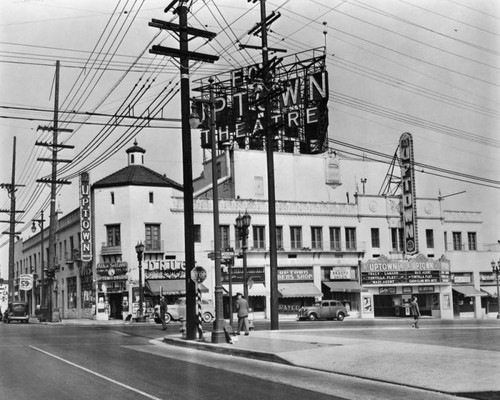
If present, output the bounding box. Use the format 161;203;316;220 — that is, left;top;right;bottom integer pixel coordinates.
297;300;349;321
163;297;215;324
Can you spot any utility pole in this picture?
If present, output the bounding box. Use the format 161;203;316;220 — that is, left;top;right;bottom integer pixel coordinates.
240;0;285;330
0;137;25;303
149;0;218;340
36;61;73;322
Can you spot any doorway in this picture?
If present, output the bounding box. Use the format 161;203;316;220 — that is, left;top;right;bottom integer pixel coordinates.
108;293;123;319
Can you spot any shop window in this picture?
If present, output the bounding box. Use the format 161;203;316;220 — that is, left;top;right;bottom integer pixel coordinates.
253;225;265;249
67;277;77;309
371;228;380;248
311;227;323;249
452;232;463;250
345;227;357;250
145;224;161;251
330;227;341;250
290;226;302;249
426;229;434;249
467;232;477;251
106;225;121;247
276;226;283;250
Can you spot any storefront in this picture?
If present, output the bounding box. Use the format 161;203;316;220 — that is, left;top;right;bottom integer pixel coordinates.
277;267;322;315
321;265;365;315
222;266;266;316
361;254;453;319
451;272;487;316
480;271;499;316
96;261;129;320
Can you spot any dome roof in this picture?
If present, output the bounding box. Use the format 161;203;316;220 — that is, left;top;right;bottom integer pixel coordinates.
125;139;146;154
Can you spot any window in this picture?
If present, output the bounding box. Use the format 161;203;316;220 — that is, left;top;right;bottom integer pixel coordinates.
444;232;448;251
467;232;477;251
220;225;230;250
311;227;323;249
371;228;380;248
290;226;302;249
276;226;283;249
391;228;404;251
149;192;154;204
67;277;77;309
426;229;434;249
330;227;341;250
452;232;462;250
254;176;264;196
345;227;357;250
145;224;161;251
106;225;121;247
111;192;115;205
194;225;201;243
253;226;265;249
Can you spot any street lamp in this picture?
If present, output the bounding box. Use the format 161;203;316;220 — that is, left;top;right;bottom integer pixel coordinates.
190;78;226;343
236;211;251;301
135;242;146;322
491;260;500;319
31;210;45;319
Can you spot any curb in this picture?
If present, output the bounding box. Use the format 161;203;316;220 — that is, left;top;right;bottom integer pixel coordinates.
162;337;293;366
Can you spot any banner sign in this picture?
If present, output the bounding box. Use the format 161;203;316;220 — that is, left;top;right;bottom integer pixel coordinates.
80;172;92;262
193;49;329;154
399;132;418;255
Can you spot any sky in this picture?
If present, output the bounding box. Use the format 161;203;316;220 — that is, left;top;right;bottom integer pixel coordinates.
0;0;499;278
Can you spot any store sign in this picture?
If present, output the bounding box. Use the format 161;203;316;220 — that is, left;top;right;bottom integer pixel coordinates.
278;268;313;281
193;51;329;154
145;260;186;279
80;172;92;262
330;267;353;280
399;132;418;255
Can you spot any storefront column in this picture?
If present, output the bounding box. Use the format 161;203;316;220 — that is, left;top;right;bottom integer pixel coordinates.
313;264;322;298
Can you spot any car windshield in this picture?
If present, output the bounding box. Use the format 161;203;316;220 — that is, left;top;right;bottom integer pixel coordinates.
174;299;185;305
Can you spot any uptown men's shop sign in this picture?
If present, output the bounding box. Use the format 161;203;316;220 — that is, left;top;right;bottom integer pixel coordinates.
362;255;450;285
80;172;92;262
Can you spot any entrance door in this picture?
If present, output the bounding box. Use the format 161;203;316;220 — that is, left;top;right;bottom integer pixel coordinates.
108;293;123;320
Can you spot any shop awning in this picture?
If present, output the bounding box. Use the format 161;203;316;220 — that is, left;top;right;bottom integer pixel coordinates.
146;279;208;296
222;283;268;297
322;281;367;293
453;286;488;297
278;282;322;298
481;286;498;297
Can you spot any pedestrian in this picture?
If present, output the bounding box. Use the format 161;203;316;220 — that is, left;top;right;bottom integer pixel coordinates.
235;292;250;336
410;296;420;329
159;296;168;331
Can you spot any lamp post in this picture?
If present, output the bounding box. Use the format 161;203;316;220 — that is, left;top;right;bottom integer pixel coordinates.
189;78;226;343
135;242;146;322
31;210;45;318
236;211;251;301
491;260;500;319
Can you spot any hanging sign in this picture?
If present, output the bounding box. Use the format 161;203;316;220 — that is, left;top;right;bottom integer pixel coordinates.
80;172;92;262
19;274;33;291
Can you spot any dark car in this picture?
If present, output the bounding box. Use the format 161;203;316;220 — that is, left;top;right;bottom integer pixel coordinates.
297;300;349;321
4;302;30;324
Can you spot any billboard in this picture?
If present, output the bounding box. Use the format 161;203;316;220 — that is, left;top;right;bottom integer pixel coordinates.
399;132;418;255
193;49;329;154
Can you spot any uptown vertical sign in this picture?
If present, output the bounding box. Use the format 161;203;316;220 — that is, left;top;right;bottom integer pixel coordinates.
80;172;92;262
399;132;418;255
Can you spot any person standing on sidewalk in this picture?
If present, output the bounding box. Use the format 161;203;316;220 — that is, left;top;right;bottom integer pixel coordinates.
235;292;250;336
410;297;420;329
159;296;168;331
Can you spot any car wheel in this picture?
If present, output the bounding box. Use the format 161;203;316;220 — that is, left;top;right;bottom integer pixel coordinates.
164;313;172;324
337;312;345;321
202;312;213;323
308;313;317;321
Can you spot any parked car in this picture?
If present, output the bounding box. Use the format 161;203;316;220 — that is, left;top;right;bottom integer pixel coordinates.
297;300;349;321
4;302;30;324
163;297;215;324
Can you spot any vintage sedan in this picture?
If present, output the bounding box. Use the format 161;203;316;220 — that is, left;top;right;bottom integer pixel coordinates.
4;302;30;324
297;300;349;321
163;297;215;324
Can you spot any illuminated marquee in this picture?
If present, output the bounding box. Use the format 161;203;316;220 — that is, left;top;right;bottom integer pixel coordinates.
193;49;329;154
80;172;92;262
399;132;418;255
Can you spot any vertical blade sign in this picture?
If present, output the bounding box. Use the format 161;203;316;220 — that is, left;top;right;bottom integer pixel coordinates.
80;172;92;262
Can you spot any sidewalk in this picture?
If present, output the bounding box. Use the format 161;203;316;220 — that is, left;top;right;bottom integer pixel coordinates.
161;327;500;398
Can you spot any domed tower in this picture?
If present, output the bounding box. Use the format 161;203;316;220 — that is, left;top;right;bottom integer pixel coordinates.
126;139;146;166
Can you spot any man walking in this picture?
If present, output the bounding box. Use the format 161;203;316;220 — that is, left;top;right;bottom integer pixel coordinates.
235;292;250;336
410;296;420;329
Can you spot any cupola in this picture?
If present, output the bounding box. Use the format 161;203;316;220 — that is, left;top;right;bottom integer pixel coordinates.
126;139;146;166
